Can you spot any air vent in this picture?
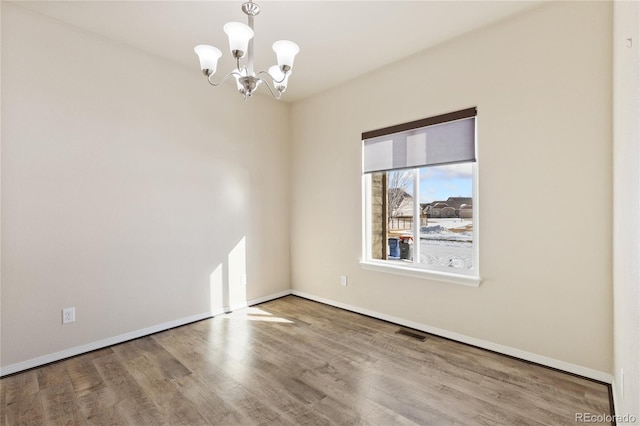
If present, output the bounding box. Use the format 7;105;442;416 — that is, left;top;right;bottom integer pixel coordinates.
396;328;428;342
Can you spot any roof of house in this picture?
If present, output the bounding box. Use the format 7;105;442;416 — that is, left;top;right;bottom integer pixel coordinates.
424;197;472;210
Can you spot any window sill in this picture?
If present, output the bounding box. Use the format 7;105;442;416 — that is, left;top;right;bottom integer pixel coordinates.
360;260;481;287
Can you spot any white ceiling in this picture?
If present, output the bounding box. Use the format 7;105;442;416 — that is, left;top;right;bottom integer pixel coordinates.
10;1;543;102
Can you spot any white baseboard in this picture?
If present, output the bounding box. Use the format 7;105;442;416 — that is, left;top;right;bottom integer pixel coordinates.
247;290;292;306
291;290;613;384
0;290;293;377
0;312;211;377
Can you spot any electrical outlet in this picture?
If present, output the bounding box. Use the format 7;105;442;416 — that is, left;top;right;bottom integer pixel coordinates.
340;275;348;287
62;307;75;324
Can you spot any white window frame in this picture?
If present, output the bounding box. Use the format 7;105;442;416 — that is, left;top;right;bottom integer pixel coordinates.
360;110;480;287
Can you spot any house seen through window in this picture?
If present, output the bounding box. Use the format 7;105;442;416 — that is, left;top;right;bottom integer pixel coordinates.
362;108;478;279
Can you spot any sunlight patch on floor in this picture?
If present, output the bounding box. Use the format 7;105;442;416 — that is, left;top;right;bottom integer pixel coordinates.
223;307;294;324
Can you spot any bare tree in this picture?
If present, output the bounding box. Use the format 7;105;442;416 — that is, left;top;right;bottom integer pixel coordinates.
387;170;412;220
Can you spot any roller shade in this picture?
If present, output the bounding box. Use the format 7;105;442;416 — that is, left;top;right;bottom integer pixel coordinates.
362;108;476;174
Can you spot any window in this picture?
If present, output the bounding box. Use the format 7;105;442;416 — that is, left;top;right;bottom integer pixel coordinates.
361;108;479;285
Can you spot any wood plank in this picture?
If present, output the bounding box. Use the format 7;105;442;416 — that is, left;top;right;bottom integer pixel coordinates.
2;372;46;426
153;326;294;425
92;353;167;425
40;382;87;425
123;353;207;425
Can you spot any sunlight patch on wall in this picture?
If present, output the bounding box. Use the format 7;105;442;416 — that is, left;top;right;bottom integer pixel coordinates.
209;237;249;315
210;263;224;314
228;237;247;311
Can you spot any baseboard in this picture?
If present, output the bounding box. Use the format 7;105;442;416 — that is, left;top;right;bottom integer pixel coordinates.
247;290;292;307
611;378;618;417
0;311;211;377
291;290;613;384
0;290;293;377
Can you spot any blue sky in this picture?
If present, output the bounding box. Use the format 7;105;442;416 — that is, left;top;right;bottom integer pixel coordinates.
419;164;473;203
389;163;473;203
420;175;472;203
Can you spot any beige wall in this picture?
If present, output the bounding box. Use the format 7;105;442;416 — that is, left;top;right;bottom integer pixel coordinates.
1;4;291;368
613;1;640;421
291;1;613;374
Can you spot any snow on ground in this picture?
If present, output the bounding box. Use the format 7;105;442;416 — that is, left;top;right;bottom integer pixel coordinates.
421;218;472;242
421;219;472;268
390;218;474;269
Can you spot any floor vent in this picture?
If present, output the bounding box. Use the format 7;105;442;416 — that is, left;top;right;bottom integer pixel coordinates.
396;328;428;342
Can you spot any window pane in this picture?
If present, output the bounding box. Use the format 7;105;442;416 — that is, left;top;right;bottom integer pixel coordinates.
387;170;415;262
369;170;416;262
419;163;474;270
387;170;414;234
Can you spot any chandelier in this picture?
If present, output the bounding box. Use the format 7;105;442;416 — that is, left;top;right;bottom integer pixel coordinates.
194;0;299;100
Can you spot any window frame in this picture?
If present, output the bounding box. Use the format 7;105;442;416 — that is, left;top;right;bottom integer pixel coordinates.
360;109;480;287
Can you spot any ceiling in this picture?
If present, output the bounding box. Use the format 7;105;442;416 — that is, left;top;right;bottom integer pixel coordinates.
10;1;543;103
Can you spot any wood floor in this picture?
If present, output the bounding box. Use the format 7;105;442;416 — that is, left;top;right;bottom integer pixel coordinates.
1;296;612;425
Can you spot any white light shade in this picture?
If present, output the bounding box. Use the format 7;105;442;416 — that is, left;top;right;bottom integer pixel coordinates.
269;65;290;90
272;40;299;69
194;45;222;74
223;22;254;55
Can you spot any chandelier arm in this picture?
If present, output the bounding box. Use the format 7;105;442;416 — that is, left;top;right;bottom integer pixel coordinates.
256;76;282;100
207;70;243;87
256;70;287;85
